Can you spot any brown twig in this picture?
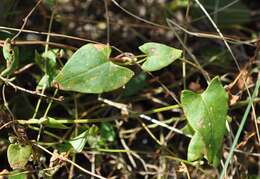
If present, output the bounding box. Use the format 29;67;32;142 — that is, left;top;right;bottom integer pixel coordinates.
0;121;14;131
11;0;43;41
35;144;106;179
0;26;122;52
13;63;35;75
0;75;63;102
0;40;77;50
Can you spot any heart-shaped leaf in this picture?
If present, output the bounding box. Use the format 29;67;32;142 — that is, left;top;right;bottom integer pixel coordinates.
7;144;32;169
139;42;182;71
53;44;134;93
181;77;228;166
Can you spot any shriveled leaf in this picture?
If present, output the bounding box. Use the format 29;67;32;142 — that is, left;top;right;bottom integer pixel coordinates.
1;39;19;77
42;117;69;129
181;77;228;166
7;144;32;169
3;38;13;61
53;44;134;93
139;42;182;71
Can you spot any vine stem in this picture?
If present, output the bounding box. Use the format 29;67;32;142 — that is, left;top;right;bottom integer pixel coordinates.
17;116;119;125
68;94;79;179
17;104;181;125
35;8;56;142
0;40;77;50
0;75;62;101
11;0;43;41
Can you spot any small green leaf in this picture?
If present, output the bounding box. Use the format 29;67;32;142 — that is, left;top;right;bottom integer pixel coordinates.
181;77;228;166
87;126;103;148
7;144;32;169
35;49;59;90
101;122;116;142
139;42;182;71
37;74;51;90
69;130;88;153
1;39;19;77
69;125;103;152
53;44;134;93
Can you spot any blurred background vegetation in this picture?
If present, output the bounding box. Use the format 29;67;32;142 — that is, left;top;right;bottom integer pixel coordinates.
0;0;260;178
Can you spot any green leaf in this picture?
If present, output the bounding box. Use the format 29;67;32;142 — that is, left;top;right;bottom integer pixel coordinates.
35;49;59;90
69;130;88;153
87;126;104;148
181;77;228;166
69;125;103;152
7;144;32;169
1;39;19;77
53;44;134;93
139;42;182;71
101;122;116;142
37;74;52;90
